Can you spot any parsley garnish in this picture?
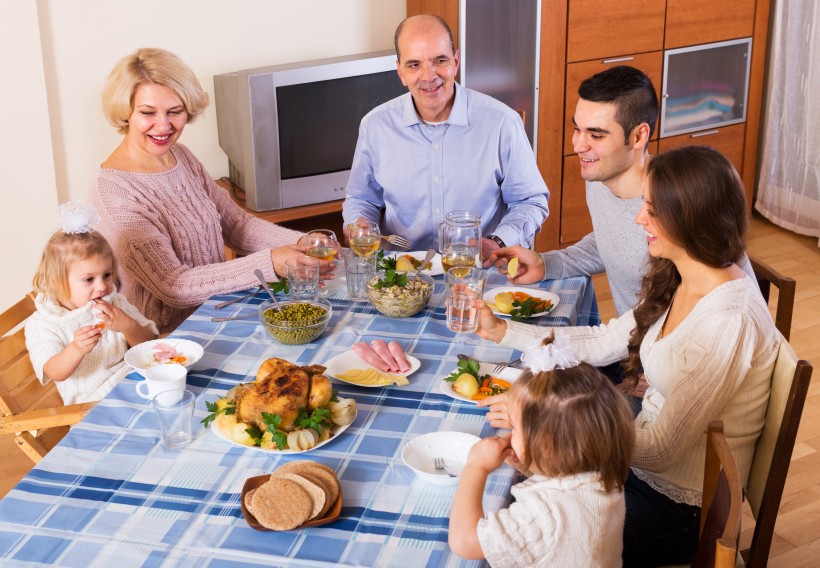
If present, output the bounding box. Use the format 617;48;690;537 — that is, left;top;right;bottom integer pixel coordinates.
376;250;397;271
268;280;289;295
444;357;487;384
509;297;552;321
261;412;287;449
201;399;236;427
297;407;332;435
373;269;408;289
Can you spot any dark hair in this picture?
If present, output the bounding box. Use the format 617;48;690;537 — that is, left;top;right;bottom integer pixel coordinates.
578;65;659;143
394;14;455;62
512;339;635;491
622;146;749;384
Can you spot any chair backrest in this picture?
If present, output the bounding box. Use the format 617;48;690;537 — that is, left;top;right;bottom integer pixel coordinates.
0;294;70;462
692;421;743;568
750;255;796;340
742;337;812;567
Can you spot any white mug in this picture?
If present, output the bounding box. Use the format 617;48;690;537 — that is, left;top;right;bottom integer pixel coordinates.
137;363;187;400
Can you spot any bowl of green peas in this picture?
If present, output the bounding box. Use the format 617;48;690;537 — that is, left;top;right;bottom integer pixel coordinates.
258;298;332;345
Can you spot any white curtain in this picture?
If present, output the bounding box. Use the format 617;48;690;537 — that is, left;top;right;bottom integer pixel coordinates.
755;0;820;245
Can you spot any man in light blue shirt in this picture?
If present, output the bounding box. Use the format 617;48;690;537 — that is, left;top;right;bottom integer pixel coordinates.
343;14;549;256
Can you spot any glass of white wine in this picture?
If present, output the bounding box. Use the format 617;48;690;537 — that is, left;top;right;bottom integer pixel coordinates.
298;229;339;297
441;242;477;277
348;221;381;258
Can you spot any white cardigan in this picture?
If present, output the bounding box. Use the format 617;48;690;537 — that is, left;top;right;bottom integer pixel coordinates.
25;291;158;405
501;276;780;505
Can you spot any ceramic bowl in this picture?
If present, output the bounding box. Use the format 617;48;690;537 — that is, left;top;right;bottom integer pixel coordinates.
401;431;480;486
124;339;204;378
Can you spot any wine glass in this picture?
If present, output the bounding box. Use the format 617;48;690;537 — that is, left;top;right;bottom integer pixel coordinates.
299;229;339;261
347;221;381;258
298;229;339;297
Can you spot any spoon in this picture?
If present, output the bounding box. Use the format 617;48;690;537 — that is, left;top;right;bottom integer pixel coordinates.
253;269;283;311
211;313;258;322
411;249;436;280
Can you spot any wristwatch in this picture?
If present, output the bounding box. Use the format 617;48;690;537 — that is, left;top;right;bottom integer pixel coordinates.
488;234;506;248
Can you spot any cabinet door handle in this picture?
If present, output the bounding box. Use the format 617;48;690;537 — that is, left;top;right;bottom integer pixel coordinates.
601;56;635;64
690;130;720;138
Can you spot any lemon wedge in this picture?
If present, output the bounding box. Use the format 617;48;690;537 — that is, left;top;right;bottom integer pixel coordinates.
508;257;519;278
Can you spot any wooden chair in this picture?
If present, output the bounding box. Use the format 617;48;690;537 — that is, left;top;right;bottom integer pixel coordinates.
0;294;95;464
741;337;812;566
750;255;796;340
690;421;744;568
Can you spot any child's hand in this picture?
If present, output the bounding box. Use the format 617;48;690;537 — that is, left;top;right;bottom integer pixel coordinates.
71;324;102;354
93;299;136;333
465;433;514;475
476;392;512;429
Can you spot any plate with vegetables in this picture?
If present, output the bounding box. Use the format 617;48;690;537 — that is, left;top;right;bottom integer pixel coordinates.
483;287;559;320
440;357;523;403
378;250;443;276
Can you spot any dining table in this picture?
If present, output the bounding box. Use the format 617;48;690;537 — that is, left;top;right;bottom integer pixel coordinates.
0;267;599;568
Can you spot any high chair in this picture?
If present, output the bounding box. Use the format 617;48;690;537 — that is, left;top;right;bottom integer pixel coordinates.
0;293;95;464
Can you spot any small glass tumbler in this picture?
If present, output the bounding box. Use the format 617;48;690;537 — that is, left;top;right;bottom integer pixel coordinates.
152;389;195;449
445;267;488;333
342;248;377;301
286;256;321;301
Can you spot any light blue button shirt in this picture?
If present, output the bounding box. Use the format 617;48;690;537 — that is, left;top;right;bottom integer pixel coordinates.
343;83;550;251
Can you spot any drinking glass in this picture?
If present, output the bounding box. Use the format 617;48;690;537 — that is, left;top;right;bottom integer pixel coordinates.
348;221;381;258
298;229;339;296
342;248;376;301
445;267;488;333
153;389;195;449
286;256;321;301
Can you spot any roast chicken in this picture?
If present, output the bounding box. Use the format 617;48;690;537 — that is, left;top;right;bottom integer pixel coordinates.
233;357;333;432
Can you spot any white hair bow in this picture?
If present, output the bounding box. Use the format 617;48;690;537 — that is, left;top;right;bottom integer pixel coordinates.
521;333;580;373
58;201;99;234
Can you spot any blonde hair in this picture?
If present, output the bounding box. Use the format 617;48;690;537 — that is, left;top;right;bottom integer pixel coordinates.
101;47;209;134
32;231;119;306
511;343;635;491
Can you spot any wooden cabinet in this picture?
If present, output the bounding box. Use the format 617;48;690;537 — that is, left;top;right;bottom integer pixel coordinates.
407;0;771;251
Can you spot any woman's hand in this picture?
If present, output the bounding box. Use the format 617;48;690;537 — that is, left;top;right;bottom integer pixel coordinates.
270;245;336;280
471;299;507;343
476;392;512;429
483;245;545;284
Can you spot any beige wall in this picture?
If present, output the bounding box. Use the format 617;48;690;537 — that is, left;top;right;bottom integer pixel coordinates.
0;0;405;311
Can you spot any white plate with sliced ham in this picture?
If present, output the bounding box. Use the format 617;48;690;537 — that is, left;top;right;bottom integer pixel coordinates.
124;339;204;378
324;350;421;388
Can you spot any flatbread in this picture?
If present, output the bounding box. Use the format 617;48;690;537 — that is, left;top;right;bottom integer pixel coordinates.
248;477;312;531
274;461;340;516
278;472;325;520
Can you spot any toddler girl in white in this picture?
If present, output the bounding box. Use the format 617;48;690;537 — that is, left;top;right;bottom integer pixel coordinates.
25;202;158;404
449;335;636;567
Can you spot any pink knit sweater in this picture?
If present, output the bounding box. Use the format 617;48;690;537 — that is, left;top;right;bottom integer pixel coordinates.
90;144;302;333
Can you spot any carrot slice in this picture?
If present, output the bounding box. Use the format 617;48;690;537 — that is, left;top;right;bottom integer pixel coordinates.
490;378;512;389
470;393;489;400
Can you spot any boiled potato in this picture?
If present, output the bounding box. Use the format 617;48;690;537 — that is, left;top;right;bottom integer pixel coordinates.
231;422;256;446
396;256;415;271
494;292;515;314
452;373;480;397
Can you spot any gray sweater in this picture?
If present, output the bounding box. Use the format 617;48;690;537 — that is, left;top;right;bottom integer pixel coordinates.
542;181;757;316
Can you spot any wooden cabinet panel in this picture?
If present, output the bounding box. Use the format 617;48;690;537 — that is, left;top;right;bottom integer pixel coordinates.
567;0;665;63
561;141;658;246
658;124;745;173
665;0;755;49
563;52;663;155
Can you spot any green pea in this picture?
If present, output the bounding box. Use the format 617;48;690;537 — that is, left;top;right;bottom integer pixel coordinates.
262;303;329;344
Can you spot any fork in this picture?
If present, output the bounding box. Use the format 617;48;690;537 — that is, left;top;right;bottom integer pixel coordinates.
214;286;263;310
491;357;522;374
433;457;457;477
382;234;413;250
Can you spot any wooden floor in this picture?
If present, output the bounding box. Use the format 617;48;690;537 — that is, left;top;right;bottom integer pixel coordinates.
1;214;818;564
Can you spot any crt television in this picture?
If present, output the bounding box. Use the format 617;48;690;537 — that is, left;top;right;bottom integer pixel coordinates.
214;50;406;212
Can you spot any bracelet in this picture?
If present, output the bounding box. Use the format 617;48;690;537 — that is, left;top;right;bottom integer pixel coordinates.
488;234;506;248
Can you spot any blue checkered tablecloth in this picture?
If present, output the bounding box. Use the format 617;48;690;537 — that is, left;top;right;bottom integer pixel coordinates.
0;272;598;567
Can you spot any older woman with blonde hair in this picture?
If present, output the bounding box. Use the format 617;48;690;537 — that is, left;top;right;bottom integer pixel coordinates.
90;48;330;333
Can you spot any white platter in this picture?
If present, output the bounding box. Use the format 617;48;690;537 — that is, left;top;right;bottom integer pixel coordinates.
323;350;421;387
388;251;444;276
482;286;560;318
209;407;356;454
439;364;524;404
124;339;204;378
401;431;480;486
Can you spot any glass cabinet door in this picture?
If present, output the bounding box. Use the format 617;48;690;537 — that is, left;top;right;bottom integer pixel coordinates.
660;38;752;138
